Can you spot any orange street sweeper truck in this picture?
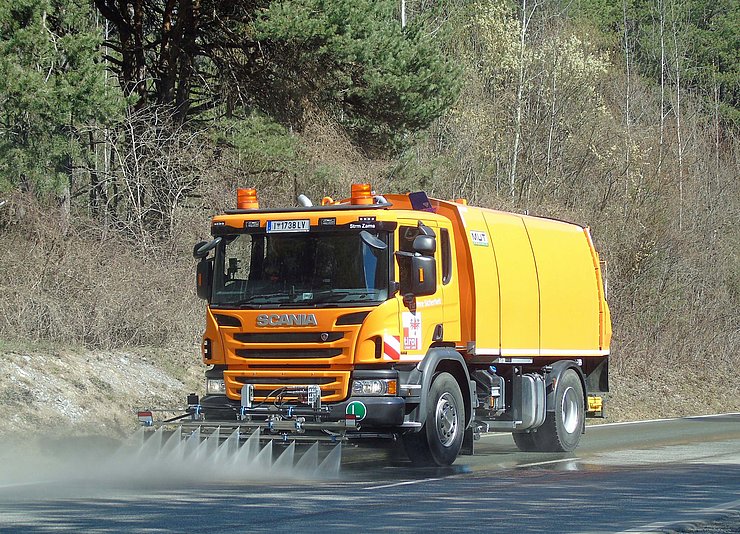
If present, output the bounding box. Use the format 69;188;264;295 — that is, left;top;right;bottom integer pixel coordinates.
154;185;610;466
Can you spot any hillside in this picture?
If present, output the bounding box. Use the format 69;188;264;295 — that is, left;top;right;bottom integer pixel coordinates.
0;0;737;433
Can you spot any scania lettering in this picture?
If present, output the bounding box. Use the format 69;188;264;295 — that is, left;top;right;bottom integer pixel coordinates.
256;314;319;327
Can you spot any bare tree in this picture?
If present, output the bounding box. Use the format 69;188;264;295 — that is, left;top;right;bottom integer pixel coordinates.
622;0;632;216
510;0;539;199
107;107;207;245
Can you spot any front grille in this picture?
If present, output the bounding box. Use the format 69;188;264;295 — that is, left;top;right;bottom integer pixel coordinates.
245;364;332;369
235;348;342;359
234;332;343;343
336;311;370;325
214;314;242;327
253;387;338;398
234;376;335;385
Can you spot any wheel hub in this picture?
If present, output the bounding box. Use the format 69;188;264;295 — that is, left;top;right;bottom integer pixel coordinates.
435;392;458;447
561;386;580;434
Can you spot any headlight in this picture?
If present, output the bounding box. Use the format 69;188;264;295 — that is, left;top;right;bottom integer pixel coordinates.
206;378;226;395
351;379;397;396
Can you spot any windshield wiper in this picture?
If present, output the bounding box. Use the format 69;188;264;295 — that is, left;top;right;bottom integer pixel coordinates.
309;290;380;305
307;290;355;304
237;293;292;306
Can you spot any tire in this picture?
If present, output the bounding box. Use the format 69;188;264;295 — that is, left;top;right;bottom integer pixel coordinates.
531;368;584;452
403;372;464;466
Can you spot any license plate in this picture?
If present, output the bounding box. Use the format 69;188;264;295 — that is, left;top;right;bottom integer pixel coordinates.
267;219;310;233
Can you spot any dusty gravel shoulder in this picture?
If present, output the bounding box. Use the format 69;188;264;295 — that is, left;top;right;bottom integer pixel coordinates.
0;341;202;437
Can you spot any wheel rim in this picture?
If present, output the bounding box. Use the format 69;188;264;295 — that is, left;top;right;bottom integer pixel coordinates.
435;392;459;447
561;386;580;434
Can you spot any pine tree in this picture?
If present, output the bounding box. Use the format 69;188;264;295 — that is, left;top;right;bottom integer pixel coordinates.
94;0;460;151
0;0;121;211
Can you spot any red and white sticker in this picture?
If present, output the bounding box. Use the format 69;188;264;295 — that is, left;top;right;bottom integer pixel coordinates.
402;312;422;351
383;334;401;360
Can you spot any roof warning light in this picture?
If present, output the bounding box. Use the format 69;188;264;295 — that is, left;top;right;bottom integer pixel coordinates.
351;183;373;205
237;188;259;209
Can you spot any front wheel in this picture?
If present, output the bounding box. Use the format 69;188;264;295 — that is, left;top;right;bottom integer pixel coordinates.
531;368;585;452
403;372;464;466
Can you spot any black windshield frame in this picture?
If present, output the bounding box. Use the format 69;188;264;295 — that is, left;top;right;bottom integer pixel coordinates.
211;229;392;309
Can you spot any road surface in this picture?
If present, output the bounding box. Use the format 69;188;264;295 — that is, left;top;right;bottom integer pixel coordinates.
0;413;738;533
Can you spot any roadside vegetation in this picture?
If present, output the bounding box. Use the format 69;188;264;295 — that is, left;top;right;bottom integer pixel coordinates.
0;0;737;431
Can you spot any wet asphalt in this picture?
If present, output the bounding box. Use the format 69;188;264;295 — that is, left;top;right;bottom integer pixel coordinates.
0;414;738;533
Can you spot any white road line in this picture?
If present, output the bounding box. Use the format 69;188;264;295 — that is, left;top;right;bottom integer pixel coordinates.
515;458;580;468
0;480;55;490
684;412;740;419
364;477;443;490
616;497;740;533
364;458;580;489
588;412;740;428
479;413;740;438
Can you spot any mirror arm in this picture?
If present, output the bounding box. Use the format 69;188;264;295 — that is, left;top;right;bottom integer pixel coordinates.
194;236;222;259
394;250;416;259
402;293;416;312
417;221;435;237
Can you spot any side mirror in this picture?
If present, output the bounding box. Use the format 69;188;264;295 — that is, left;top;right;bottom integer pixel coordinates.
196;258;213;300
412;235;435;256
360;230;387;250
410;255;436;296
193;237;222;259
193;241;208;259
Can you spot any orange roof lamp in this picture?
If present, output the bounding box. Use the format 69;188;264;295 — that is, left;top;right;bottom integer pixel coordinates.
237;188;259;209
350;183;373;205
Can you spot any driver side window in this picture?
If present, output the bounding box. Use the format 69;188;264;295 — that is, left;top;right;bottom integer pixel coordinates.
398;225;418;290
397;224;436;291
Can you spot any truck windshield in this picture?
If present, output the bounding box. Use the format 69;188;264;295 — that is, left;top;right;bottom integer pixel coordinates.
211;231;390;307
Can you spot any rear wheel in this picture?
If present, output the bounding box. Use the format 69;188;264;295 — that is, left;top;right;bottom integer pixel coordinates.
403;372;464;466
531;369;584;452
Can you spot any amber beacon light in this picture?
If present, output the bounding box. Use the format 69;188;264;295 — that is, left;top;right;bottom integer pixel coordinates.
237;188;259;209
350;183;373;205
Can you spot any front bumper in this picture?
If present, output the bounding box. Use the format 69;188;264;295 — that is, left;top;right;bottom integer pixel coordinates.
200;394;406;429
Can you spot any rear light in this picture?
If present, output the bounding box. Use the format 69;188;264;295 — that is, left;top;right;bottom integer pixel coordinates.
237;188;259;209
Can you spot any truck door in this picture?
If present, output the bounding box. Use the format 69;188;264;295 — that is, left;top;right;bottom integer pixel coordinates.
439;224;461;343
395;220;445;361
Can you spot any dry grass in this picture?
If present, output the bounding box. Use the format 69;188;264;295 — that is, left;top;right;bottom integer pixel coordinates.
0;194;202;349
